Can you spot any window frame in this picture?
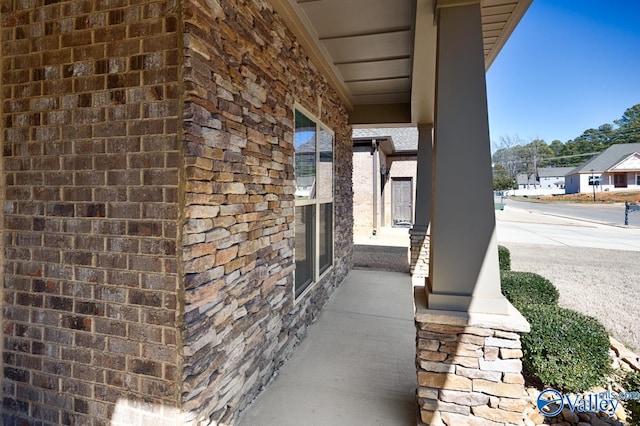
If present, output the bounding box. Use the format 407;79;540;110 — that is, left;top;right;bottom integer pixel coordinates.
293;104;335;302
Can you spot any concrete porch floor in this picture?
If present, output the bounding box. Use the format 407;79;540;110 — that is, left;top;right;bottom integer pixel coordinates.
237;269;417;426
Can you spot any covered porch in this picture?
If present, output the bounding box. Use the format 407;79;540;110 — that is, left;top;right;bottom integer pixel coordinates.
0;0;534;424
238;267;416;426
269;0;534;423
275;0;533;310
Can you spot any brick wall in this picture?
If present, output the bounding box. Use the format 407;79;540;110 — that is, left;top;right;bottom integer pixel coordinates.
353;146;373;234
1;0;353;424
1;1;182;424
354;152;417;232
179;0;352;424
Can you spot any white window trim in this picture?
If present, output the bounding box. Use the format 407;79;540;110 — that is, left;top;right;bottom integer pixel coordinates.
293;103;335;303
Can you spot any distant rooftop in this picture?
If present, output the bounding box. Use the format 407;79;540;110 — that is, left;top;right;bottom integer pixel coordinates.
569;143;640;174
352;127;418;152
516;167;574;185
539;167;574;177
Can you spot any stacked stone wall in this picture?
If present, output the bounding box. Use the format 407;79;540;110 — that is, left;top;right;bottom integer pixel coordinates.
1;0;183;424
410;232;429;279
416;321;528;426
180;0;352;423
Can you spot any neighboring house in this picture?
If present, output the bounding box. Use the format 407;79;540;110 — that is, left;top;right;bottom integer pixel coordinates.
516;167;574;193
352;128;418;234
0;0;533;425
565;143;640;194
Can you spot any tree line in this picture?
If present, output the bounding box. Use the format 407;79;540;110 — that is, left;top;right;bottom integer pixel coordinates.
492;103;640;190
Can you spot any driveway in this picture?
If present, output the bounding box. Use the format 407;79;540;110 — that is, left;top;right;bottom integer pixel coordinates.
496;206;640;351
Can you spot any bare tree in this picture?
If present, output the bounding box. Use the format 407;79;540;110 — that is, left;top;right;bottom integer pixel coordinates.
492;134;526;182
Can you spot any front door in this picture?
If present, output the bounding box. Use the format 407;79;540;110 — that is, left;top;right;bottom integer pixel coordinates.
392;178;413;227
614;173;628;188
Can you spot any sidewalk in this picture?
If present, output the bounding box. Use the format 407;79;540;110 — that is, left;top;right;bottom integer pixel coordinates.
237;269;417;426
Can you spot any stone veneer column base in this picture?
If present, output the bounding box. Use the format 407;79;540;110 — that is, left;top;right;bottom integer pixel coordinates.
414;287;530;426
409;228;430;281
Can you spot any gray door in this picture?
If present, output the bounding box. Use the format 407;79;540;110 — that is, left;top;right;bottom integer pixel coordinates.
392;178;412;227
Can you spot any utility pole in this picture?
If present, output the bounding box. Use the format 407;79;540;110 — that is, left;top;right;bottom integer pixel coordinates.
591;169;596;202
532;142;538;189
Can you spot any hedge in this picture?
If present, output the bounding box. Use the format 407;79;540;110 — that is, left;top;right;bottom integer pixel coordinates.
518;304;611;393
500;271;559;310
498;245;511;271
623;370;640;425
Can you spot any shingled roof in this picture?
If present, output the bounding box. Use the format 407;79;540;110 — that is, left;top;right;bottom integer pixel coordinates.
352;127;418;152
568;143;640;174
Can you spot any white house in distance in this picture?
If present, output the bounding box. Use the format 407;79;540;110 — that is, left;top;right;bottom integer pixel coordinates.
565;143;640;194
516;167;574;194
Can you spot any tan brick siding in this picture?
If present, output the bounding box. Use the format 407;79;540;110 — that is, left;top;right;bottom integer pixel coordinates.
353;152;416;233
352;147;373;233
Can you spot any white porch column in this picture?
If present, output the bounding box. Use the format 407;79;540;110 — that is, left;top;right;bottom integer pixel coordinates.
428;1;507;314
409;124;433;281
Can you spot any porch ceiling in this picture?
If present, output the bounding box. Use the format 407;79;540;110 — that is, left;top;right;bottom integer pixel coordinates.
271;0;532;126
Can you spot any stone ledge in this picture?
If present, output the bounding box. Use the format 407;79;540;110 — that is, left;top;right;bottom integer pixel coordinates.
414;286;530;333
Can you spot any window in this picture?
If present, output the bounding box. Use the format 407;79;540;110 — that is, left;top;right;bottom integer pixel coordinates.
637;175;640;186
294;107;334;298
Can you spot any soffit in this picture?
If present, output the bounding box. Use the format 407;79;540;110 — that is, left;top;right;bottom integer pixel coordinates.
271;0;532;126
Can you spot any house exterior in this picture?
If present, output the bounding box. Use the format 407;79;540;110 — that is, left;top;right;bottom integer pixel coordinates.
517;167;573;190
1;0;532;425
565;143;640;194
513;166;573;195
352;127;418;235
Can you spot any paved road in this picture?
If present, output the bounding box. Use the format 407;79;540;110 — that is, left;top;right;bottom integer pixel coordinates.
495;206;640;251
502;198;640;227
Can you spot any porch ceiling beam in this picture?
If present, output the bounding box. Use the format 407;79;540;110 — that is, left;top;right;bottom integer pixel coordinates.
344;75;411;84
318;27;411;42
411;0;437;125
336;56;411;67
349;103;412;126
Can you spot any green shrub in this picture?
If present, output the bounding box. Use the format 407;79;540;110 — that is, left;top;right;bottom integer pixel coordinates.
623;370;640;426
501;271;559;309
498;245;511;271
519;304;611;393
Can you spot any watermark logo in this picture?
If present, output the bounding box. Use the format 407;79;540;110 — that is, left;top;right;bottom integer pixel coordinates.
536;388;640;418
537;389;564;417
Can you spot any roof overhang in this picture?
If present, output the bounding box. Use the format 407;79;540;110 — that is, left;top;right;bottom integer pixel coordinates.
271;0;532;127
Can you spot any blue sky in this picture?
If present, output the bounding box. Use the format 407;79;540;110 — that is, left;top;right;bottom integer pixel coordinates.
487;0;640;146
